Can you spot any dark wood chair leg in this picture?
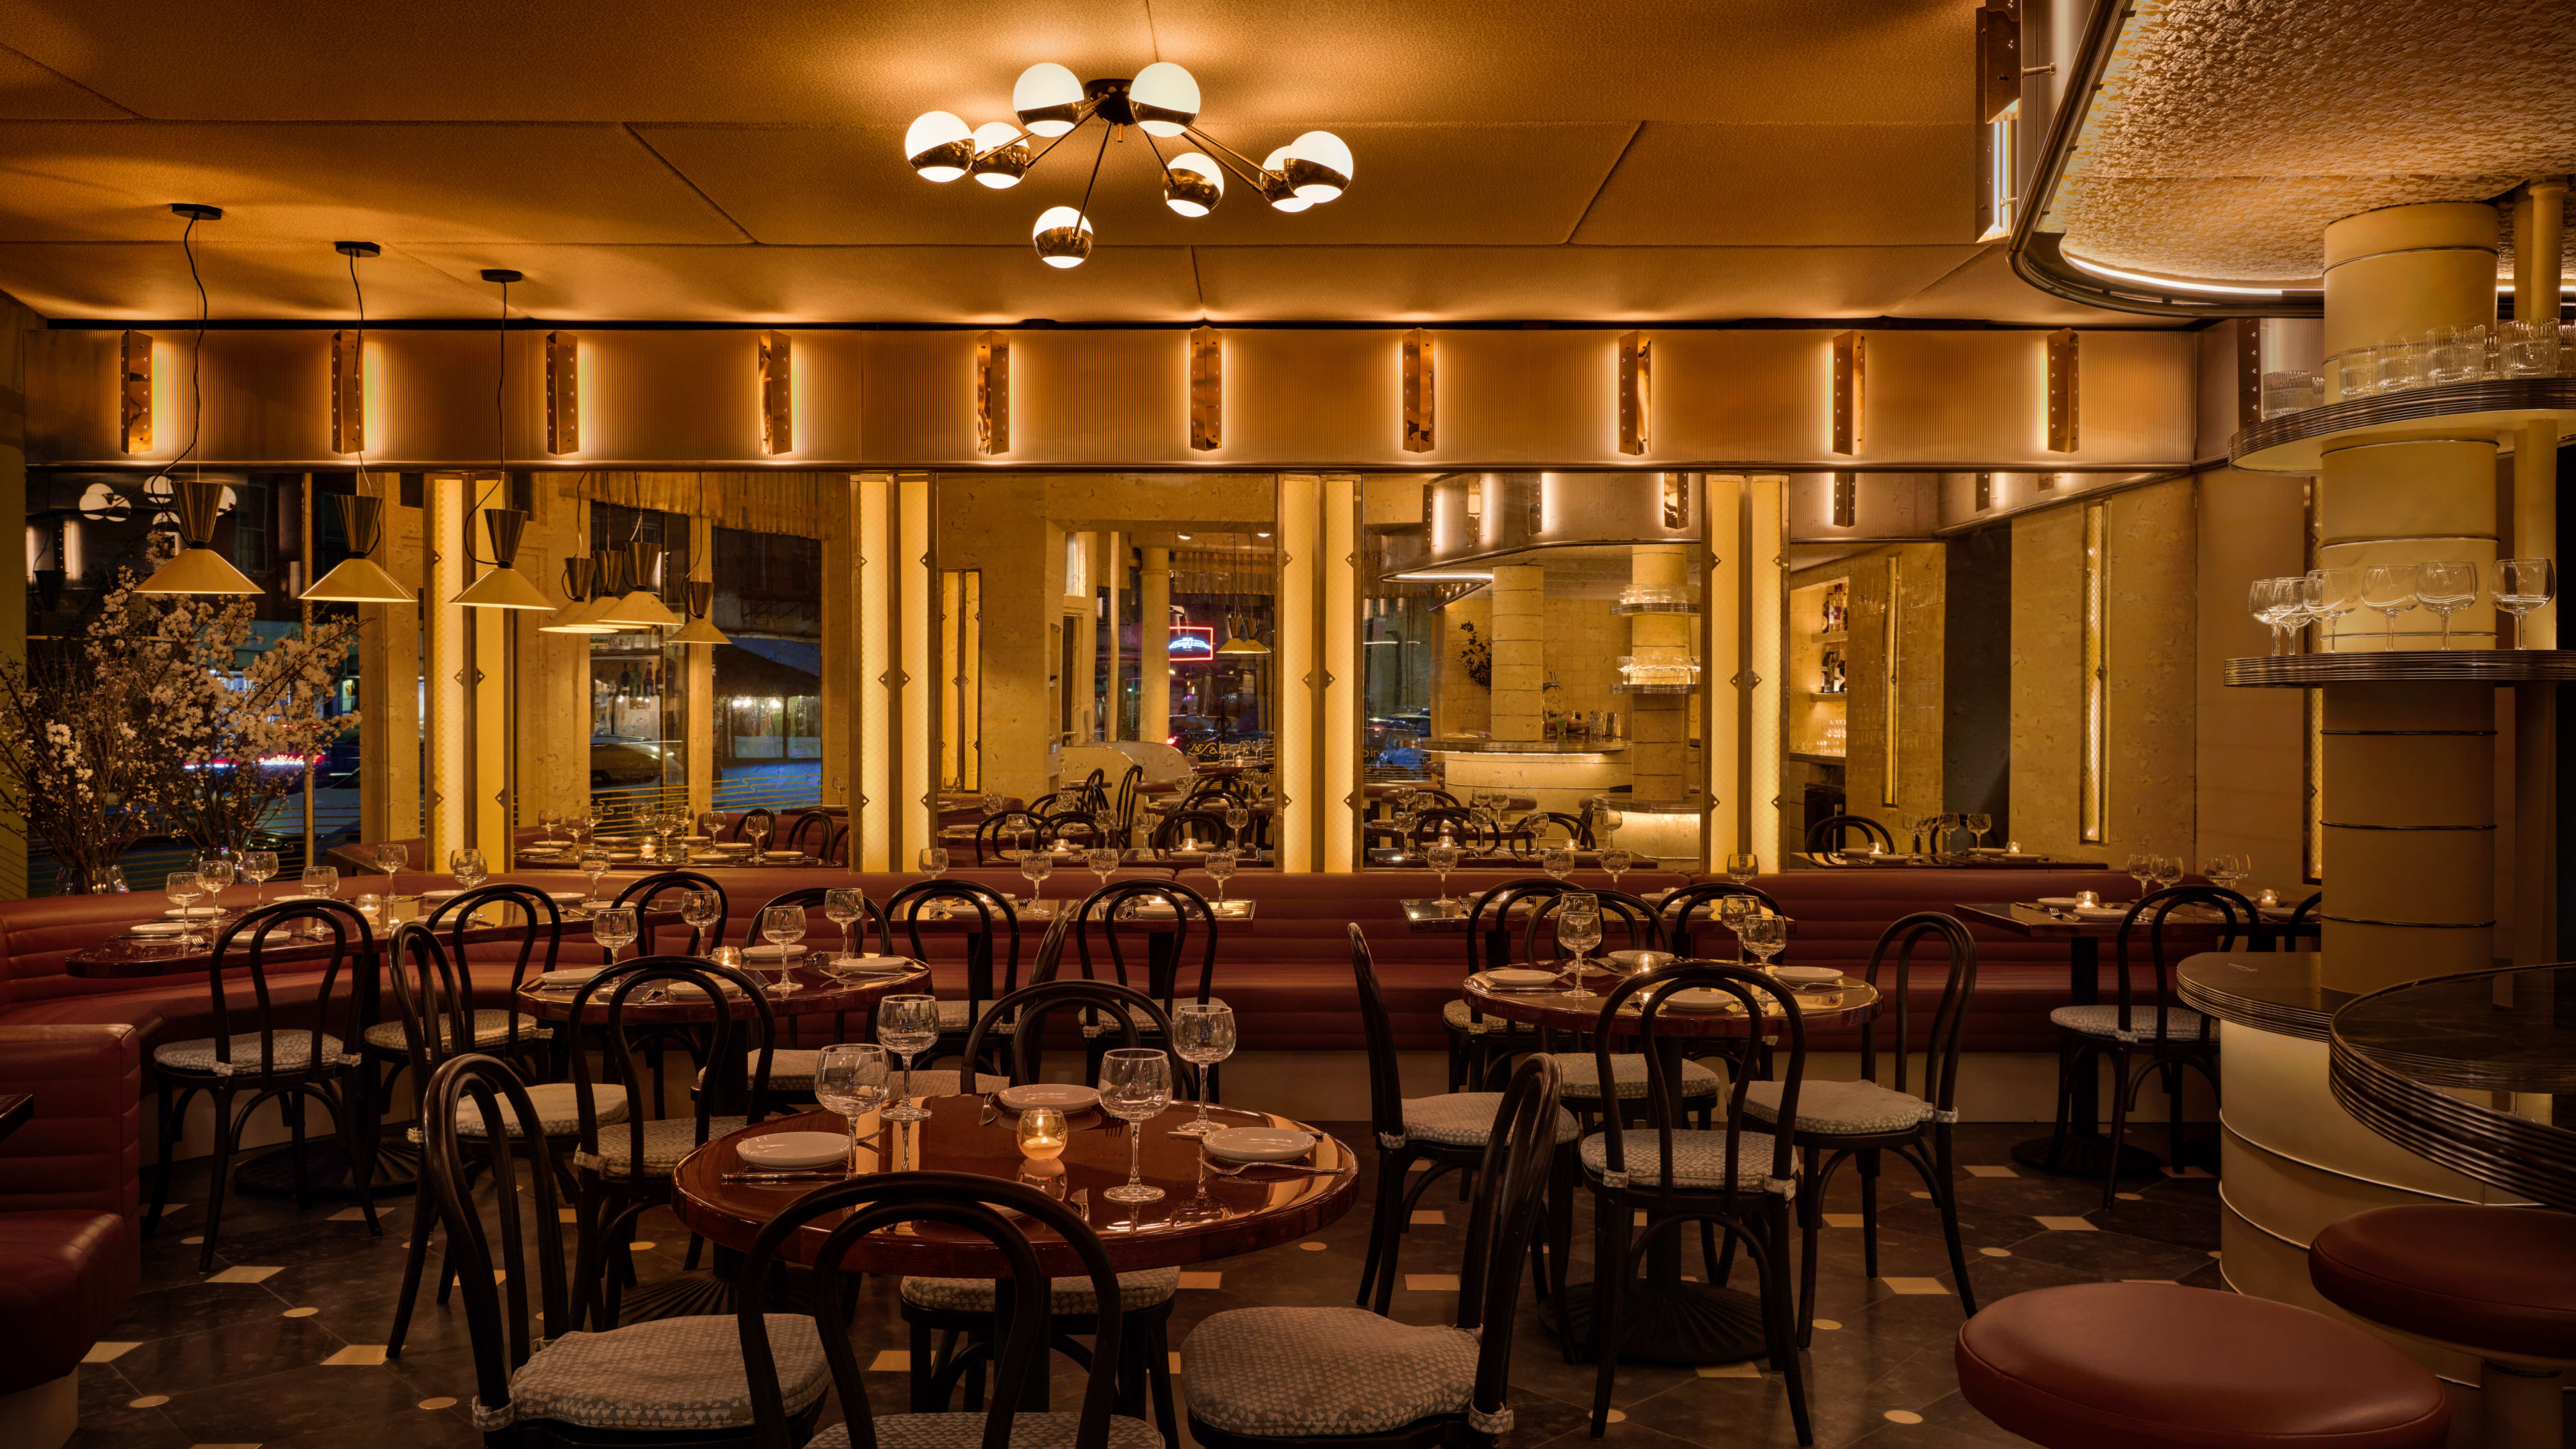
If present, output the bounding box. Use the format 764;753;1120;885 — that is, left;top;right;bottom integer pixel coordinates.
1929;1129;1977;1316
1796;1144;1823;1348
1590;1197;1628;1436
330;1081;381;1236
386;1173;438;1357
2100;1049;2140;1214
198;1085;240;1273
1142;1311;1178;1449
283;1086;312;1209
1857;1147;1882;1281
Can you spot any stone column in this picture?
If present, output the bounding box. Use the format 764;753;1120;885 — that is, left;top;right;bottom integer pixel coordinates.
1489;564;1545;741
1140;547;1171;746
1626;543;1691;800
2316;201;2501;991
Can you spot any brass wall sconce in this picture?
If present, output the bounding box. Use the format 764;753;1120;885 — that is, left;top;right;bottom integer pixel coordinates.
1401;329;1434;453
546;330;578;454
2047;328;2080;453
977;330;1010;455
117;331;152;454
1189;326;1222;451
759;329;792;454
330;241;378;457
1831;472;1858;528
1832;330;1866;455
1618;331;1652;455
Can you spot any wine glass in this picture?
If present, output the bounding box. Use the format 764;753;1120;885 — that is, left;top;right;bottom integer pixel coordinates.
1597;806;1624;842
918;846;950;879
195;855;236;914
877;995;941;1123
1541;845;1576;882
1965;812;1994;851
578;846;611;908
1203;848;1238;904
2305;568;2361;653
1018;848;1053;908
746;814;772;856
2414;561;2478;650
2248;578;2288;655
301;864;339;901
1171;1002;1238;1138
814;1044;890;1159
376;841;409;891
1739;914;1788;969
758;903;807;994
1087;847;1121;896
2122;852;2155;900
2151;855;2184;893
824;888;867;965
1599;847;1633;891
1556;894;1605;996
450;847;488;891
539;809;562;846
164;869;205;948
1423;842;1461;907
240;849;278;906
2361;566;2418;650
2495;559;2556;648
1725;853;1758;885
981;790;1005;818
680;888;722;955
1717;893;1760;962
2204;854;2248;892
1098;1048;1174;1204
592;905;638;968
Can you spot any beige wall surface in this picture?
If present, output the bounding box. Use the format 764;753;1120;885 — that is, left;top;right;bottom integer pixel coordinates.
1434;594;1494;740
1828;542;1946;840
2010;478;2198;865
2194;465;2311;893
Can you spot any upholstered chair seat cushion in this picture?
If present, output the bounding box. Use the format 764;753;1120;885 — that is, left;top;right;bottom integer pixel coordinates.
455;1082;626;1138
1079;998;1228;1036
1400;1093;1580;1148
1440;1000;1534;1035
1183;1305;1503;1436
153;1031;347;1076
1578;1129;1790;1192
361;1010;534;1055
2049;1004;2210;1042
901;1267;1179;1315
1743;1078;1934;1136
472;1312;828;1432
936;1000;1020;1032
592;1116;743;1177
1546;1053;1722;1099
809;1412;1163;1449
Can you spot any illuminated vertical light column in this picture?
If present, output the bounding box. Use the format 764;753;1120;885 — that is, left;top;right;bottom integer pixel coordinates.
1625;543;1692;800
1746;475;1785;869
358;486;425;845
1102;530;1123;740
820;476;859;812
467;495;511;865
1275;474;1321;872
686;512;715;819
1488;565;1545;741
854;472;894;871
898;472;934;868
2510;178;2564;971
1703;474;1743;869
1322;474;1360;871
424;473;471;863
1140;547;1172;747
2316;201;2501;991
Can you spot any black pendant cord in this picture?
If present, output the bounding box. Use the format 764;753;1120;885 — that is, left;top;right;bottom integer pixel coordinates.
346;249;372;519
466;276;509;566
146;209;213;517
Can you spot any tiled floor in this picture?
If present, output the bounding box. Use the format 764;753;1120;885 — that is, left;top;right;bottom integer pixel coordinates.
72;1122;2221;1449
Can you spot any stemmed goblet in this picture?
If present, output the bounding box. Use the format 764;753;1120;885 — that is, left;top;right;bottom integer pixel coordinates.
680;888;722;956
2361;566;2418;650
824;888;868;965
757;903;807;993
592;906;638;969
2414;561;2479;650
1425;842;1461;907
241;849;278;907
814;1044;890;1163
1171;1002;1238;1138
1203;848;1238;904
877;995;941;1123
2496;559;2557;648
1098;1048;1174;1204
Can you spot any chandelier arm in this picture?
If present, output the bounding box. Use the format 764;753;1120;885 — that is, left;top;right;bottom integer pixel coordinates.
1076;121;1113;220
1177;125;1278;186
1138;125;1178;184
987;115;1091;174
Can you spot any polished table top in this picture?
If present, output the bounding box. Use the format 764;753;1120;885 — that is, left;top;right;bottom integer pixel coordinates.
514;960;930;1026
2176;951;2351;1042
672;1099;1357;1275
1801;852;2110;870
63;890;640;979
2329;963;2576;1212
1460;968;1880;1037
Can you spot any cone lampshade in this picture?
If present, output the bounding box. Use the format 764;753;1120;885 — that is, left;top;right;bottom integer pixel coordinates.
137;480;261;596
537;556;617;634
451;508;553;610
594;540;682;629
670;580;729;646
300;495;413;604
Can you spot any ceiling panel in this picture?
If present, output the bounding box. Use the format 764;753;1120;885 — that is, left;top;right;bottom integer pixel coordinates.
1884;246;2176;326
635;121;1634;247
1191;244;1982;321
0;121;745;244
0;240;496;318
393;243;1207;324
1572;123;1972;246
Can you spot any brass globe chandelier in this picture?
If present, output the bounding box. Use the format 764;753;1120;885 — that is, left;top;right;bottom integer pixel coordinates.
904;62;1352;268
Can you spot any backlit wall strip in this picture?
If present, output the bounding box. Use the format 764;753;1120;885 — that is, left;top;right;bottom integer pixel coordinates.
2080;499;2108;843
1882;553;1902;808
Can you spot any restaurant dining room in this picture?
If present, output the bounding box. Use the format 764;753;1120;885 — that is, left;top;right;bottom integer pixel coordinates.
0;3;2571;1448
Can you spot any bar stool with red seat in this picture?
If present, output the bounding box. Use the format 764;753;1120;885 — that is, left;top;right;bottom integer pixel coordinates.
1957;1281;2449;1449
2310;1203;2576;1449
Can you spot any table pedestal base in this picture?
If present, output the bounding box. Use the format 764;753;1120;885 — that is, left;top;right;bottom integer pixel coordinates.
612;1258;813;1326
235;1138;419;1199
1552;1279;1771;1366
2010;1131;2163;1180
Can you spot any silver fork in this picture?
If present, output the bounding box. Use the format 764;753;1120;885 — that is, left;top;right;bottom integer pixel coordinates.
1198;1156;1337;1177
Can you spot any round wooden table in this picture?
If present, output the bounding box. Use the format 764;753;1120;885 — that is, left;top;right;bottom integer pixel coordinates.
513;959;930;1027
672;1097;1357;1275
1462;963;1881;1367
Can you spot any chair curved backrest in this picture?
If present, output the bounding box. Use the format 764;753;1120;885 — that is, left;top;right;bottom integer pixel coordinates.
1348;924;1407;1150
1110;764;1144;835
1411;806;1497;853
890;879;1021;1053
567;957;778;1164
741;886;888;955
1860;912;1980;1114
1453;1055;1563;1426
1805;813;1895;858
1505;811;1595;853
958;974;1175;1088
1660;882;1783;959
384;920;540;1080
1148;809;1234;851
2285;892;2322;947
734;806;778;846
203;899;374;1081
1591;963;1805;1201
735;1172;1127;1449
2113;884;2263;1042
1180;775;1249;808
613;869;731;956
1518;887;1666;963
1037;806;1102;847
1069;878;1220;1014
419;1054;574;1431
974;810;1043;863
780;808;836;858
1464;878;1566;974
424;883;561;1053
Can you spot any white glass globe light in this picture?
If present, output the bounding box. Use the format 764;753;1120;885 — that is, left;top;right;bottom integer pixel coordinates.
904;111;974;182
1013;62;1087;137
969;121;1030;189
1129;62;1201;138
1261;147;1314;213
1281;129;1353;202
1032;205;1094;268
1164;152;1225;217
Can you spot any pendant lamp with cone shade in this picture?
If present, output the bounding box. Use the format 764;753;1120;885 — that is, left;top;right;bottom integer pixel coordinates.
301;494;414;604
1215;535;1270;655
537;555;617;634
595;539;682;629
136;204;261;597
671;580;729;646
451;268;552;612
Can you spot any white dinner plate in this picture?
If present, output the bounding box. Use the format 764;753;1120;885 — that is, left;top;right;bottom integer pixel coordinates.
676;835;712;844
606;852;640;862
128;920;189;937
545;891;586;905
162;906;226;918
830;953;916;974
736;1131;849;1171
1606;949;1675;973
1774;965;1842;987
998;1083;1099;1112
761;851;806;862
1483;968;1558;989
1202;1127;1318;1164
742;944;806;959
2072;904;2128;920
529;967;605;990
1648;985;1741;1013
2035;896;2082;908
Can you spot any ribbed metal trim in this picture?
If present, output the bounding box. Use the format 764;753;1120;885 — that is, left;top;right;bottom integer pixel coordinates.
2231;377;2576;464
2316;914;2496;929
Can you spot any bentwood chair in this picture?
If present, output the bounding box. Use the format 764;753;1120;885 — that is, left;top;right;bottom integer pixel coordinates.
737;1173;1162;1449
1521;893;1721;1126
904;970;1179;1438
887;879;1022;1077
1658;883;1782;960
364;883;562;1128
1350;924;1577;1321
384;920;623;1359
1580;965;1813;1444
2284;892;2323;947
145;899;382;1271
1443;879;1564;1091
1749;912;1981;1344
421;1053;828;1447
1067;879;1224;1085
972;810;1044;864
1183;1056;1562;1449
1502;811;1594;856
613;870;731;957
1803;813;1894;860
1148;809;1234;853
2055;885;2255;1208
780;808;836;861
565;957;780;1329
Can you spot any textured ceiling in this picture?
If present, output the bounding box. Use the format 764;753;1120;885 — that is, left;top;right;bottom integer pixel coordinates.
0;0;2140;324
2045;0;2576;283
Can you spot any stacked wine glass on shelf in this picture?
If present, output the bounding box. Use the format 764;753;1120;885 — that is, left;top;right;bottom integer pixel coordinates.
2260;320;2571;419
2249;559;2556;653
